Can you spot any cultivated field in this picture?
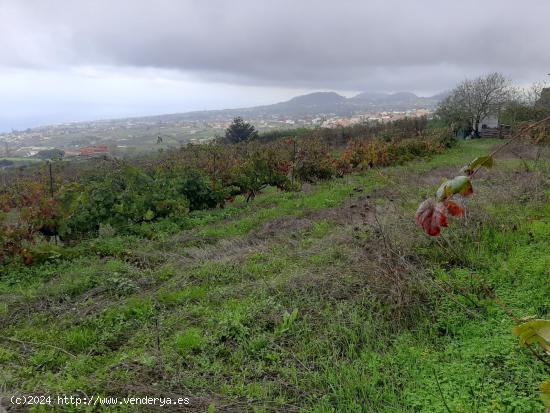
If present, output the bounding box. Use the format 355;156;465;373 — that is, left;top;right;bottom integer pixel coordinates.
1;139;549;412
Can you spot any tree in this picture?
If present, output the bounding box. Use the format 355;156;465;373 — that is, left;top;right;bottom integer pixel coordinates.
522;82;547;107
436;73;512;136
224;117;258;144
536;87;550;109
34;148;65;160
500;82;550;125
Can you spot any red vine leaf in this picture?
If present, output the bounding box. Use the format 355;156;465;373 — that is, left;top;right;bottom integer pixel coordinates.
458;181;474;197
416;200;448;236
444;199;464;217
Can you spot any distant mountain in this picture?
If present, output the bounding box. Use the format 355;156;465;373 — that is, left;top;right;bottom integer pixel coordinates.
259;92;349;116
349;91;441;108
285;91;348;106
348;91;389;103
161;90;443;122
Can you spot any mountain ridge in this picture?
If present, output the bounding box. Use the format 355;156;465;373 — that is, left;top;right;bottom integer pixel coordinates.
3;90;445;132
134;90;444;123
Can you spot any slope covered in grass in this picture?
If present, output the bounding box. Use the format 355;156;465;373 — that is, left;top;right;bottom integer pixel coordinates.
1;139;549;412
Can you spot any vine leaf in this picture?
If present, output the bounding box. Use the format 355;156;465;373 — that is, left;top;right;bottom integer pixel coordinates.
436;176;473;201
513;319;550;353
443;199;464;217
436;182;452;201
416;200;448;236
461;156;494;176
416;199;466;236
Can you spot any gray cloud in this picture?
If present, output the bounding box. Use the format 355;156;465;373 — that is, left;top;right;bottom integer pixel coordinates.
2;0;549;93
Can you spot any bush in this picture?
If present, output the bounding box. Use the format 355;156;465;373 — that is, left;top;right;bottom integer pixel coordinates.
339;139;390;170
293;138;336;182
338;137;444;173
59;165;189;238
178;169;230;211
388;138;444;161
230;150;293;201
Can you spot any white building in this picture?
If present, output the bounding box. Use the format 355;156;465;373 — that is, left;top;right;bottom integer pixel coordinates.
477;115;499;132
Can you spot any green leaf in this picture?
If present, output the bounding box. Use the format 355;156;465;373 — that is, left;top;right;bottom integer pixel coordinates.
436;181;452;201
144;209;155;221
447;176;473;196
513;319;550;352
436;176;473;201
461;156;494;175
276;308;299;335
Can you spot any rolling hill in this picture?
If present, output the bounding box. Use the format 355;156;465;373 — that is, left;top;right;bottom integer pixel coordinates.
156;90;444;121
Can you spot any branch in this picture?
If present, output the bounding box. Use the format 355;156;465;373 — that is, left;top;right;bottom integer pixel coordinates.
1;336;76;358
470;115;550;177
432;367;454;413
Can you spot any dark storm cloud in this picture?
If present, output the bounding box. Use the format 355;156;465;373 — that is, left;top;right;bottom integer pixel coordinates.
2;0;550;92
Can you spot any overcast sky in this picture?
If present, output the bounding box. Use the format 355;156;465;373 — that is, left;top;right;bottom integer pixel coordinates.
1;0;549;132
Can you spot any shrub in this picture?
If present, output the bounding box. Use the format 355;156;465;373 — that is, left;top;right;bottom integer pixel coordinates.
178;169;230;211
0;180;62;264
230;150;293;201
339;139;390;170
338;137;444;173
293;138;336;182
388;138;444;161
59;165;189;238
0;118;456;264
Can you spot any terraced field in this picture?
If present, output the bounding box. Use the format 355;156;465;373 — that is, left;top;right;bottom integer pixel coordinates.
1;140;549;412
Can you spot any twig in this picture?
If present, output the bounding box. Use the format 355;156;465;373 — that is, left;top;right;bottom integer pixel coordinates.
388;248;482;319
471;115;550;177
373;208;392;252
272;342;311;372
525;343;550;372
432;366;453;413
1;336;76;358
425;275;481;319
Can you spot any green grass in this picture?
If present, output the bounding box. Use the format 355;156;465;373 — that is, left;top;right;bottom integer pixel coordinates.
1;139;549;412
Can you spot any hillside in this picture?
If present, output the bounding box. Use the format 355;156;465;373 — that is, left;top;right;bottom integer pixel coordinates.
349;91;436;106
0;90;442;154
1;139;548;412
136;90;442;121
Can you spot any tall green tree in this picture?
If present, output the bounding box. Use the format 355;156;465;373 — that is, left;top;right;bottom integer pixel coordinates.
224;117;258;143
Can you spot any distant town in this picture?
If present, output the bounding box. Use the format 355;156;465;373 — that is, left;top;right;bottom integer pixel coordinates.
0;90;438;159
